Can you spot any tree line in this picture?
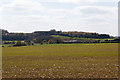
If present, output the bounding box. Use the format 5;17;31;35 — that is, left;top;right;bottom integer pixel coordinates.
2;29;111;40
1;29;120;45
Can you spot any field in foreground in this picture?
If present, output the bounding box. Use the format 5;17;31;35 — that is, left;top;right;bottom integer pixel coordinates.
2;43;118;78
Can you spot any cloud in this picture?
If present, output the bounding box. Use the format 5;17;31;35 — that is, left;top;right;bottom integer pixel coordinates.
0;0;118;35
46;5;117;35
48;9;68;14
73;6;117;16
47;5;117;18
0;0;45;15
59;0;98;4
59;0;118;4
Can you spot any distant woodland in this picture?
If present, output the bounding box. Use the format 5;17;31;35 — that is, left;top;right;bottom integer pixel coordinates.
1;29;120;46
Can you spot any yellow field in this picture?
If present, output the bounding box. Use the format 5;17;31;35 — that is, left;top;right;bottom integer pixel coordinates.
2;43;118;78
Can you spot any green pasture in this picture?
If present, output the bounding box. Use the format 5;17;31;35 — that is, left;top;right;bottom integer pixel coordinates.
51;35;114;42
2;43;118;78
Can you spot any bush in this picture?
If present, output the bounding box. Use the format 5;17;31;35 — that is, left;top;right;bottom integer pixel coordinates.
48;39;55;44
13;41;26;46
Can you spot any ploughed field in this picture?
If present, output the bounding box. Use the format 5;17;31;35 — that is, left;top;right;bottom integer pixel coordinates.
2;43;118;78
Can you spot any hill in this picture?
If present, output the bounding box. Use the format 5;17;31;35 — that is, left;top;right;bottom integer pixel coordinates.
1;29;120;45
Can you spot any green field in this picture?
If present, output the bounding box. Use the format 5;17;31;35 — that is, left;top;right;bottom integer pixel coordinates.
2;43;118;78
51;35;114;42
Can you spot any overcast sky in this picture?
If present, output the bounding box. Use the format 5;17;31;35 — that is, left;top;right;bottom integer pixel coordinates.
0;0;118;36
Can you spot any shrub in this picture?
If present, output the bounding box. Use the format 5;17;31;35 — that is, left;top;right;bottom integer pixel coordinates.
13;41;26;46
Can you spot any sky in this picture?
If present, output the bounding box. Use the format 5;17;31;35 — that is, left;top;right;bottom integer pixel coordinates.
0;0;118;36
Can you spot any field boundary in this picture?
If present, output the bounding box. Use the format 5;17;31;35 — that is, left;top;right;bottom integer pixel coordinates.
1;78;119;80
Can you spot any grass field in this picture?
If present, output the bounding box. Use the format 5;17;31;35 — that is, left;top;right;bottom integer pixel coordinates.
2;43;118;78
51;35;114;42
